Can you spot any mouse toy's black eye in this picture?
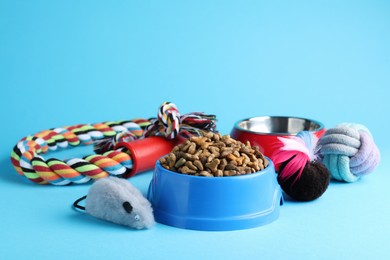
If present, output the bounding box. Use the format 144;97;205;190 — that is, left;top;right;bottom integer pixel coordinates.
122;201;133;213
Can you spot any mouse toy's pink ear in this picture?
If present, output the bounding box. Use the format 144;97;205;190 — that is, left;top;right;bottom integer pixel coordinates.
73;177;155;229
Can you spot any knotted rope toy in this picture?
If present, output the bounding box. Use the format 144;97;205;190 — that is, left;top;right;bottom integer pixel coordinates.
271;131;330;201
10;102;217;185
317;123;380;183
270;123;380;201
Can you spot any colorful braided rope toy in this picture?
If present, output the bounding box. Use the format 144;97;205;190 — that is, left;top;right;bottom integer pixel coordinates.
10;102;217;185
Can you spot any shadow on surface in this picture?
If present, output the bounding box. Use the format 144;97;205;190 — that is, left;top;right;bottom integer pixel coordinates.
67;206;151;232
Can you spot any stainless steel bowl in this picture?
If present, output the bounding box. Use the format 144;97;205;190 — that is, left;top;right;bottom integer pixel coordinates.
236;116;324;135
231;116;325;157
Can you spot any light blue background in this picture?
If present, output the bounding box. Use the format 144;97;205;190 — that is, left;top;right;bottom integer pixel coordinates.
1;0;389;259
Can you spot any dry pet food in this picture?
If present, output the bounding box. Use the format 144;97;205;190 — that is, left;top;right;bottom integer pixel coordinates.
159;132;269;177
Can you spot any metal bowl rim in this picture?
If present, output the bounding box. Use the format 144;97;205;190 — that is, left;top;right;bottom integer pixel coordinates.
233;116;325;136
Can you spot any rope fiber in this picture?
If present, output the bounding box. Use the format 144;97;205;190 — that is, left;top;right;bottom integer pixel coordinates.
10;102;217;185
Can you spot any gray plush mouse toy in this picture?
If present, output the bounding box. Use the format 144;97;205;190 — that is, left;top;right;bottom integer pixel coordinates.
73;177;155;229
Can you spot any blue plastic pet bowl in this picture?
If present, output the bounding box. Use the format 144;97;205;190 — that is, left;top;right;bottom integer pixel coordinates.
148;158;283;231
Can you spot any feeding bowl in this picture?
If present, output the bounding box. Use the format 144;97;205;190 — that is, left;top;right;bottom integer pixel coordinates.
147;159;283;231
231;116;325;158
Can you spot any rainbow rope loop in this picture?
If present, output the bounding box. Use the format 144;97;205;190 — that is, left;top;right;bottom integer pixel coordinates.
11;120;142;185
10;102;217;185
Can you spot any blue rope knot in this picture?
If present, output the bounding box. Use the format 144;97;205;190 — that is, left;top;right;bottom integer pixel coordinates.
317;123;380;182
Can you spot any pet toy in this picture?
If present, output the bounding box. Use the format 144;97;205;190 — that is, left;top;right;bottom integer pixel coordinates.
271;123;380;201
271;131;330;201
317;123;380;182
10;102;217;185
73;177;155;229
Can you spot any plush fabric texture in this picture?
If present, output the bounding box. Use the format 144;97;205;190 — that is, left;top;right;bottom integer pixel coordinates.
85;177;155;229
272;131;318;183
318;123;380;182
271;131;330;201
278;161;330;201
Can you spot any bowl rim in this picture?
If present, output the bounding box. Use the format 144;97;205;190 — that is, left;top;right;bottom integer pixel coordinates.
155;157;274;180
233;115;325;136
149;157;283;231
